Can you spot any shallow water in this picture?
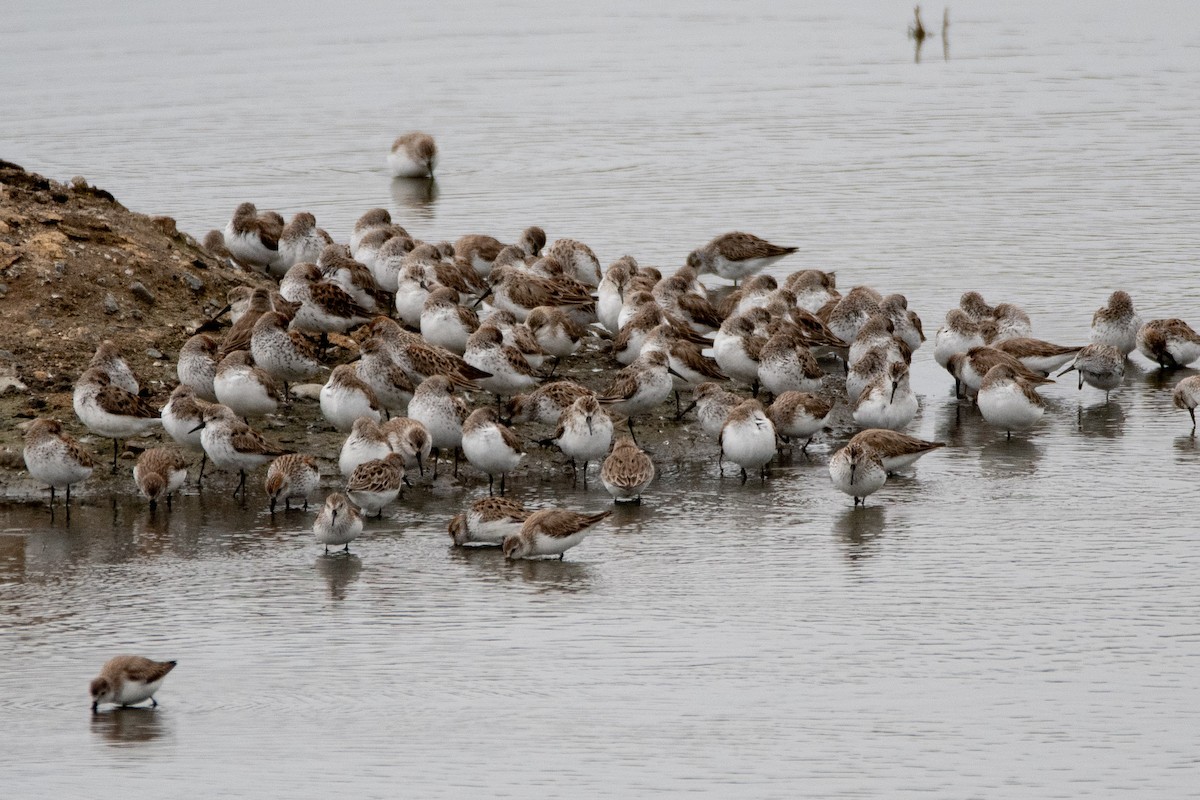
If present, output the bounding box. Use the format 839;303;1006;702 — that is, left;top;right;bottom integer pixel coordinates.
3;0;1200;796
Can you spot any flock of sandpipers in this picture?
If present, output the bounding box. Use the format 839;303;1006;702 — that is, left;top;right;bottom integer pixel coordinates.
37;132;1199;710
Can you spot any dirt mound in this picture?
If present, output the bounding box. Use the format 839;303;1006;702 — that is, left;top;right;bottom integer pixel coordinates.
0;160;272;465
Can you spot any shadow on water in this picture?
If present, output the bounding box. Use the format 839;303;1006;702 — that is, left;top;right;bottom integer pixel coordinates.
90;707;169;746
449;544;594;594
978;436;1042;479
833;505;886;563
390;177;438;218
1076;399;1127;439
315;553;363;601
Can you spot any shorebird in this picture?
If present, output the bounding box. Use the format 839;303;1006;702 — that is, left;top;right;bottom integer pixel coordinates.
90;656;177;712
346;452;406;517
420;287;480;355
847;429;945;474
353;338;415;418
463;324;540;398
406;375;470;478
829;441;888;506
88;341;139;395
350;208;393;253
276;211;333;276
449;497;531;546
177;333;220;402
191;403;290;497
1136;318;1200;369
783;269;839;314
265;453;319;512
641;324;725;417
22;418;94;508
880;294;925;353
713;315;766;393
250;311;326;398
826;287;883;344
766;392;833;452
719;399;777;482
758;328;823;396
461;407;524;495
551;394;614;486
977;364;1048;439
160;384;210;482
1090;290;1142;356
314;493;364;553
73;368;161;471
363;317;489;390
388;131;438;178
690;382;745;440
933;309;991;372
1057;344;1125;401
502;508;612;560
339;417;393;478
506;380;594;426
525;306;586;368
281;263;374;335
455;226;547;276
600;436;655;502
319;245;392;315
993;337;1082;377
480;262;594;322
598;350;676;442
1173;375;1200;431
133;447;188;510
224;202;282;272
686;231;797;284
852;361;918;431
320;364;383;433
213;350;281;419
946;346;1050;398
381;416;433;476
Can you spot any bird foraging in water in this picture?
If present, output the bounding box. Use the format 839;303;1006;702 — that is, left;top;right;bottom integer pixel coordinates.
388;132;438;178
829;441;887;506
501;508;612;560
90;656;177;712
314;493;364;553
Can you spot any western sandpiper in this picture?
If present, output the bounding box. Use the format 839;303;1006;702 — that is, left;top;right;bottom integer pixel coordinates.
713;315;766;392
847;315;898;367
525;305;585;365
364;317;489;389
847;429;945;473
224;202;282;273
90;656;176;712
133;447;189;510
600;436;655;503
216;289;272;359
546;238;603;287
461;407;524;495
481;264;594;323
826;287;883;344
407;375;470;477
88;341;139;396
596;256;639;333
464;324;540;398
990;303;1034;342
641;324;725;416
720;274;778;319
277;212;333;277
351;226;407;272
319;246;393;315
1136;318;1200;369
766;391;833;451
213;350;281;419
420;286;480;355
160;384;210;481
719;399;778;482
370;235;417;292
552;394;614;486
1173;375;1200;431
381;416;433;476
652;274;724;333
449;497;531;546
959;291;995;322
353;338;416;417
282;263;374;334
339;417;392;478
946;346;1050;398
346;452;406;517
250;311;326;397
73;368;161;471
388;131;438;178
506;380;594;426
977;364;1046;438
993;337;1083;376
177;333;220;402
880;294;925;353
829;441;888;506
320;364;383;433
782;269;839;313
846;345;901;404
852;361;918;431
1056;343;1124;402
686;231;797;284
314;493;364;553
758;328;823;396
502;508;612;560
350;208;393;253
598;350;675;442
265;453;320;512
22;418;94;507
1090;290;1142;356
691;382;745;439
191;403;290;497
933;309;990;371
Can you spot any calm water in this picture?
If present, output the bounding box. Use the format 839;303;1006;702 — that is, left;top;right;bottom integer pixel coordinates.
3;1;1200;796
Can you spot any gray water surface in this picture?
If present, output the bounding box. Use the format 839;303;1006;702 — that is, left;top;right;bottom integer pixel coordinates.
3;1;1200;797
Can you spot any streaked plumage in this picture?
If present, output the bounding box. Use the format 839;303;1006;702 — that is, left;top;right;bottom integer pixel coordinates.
448;497;531;546
22;418;94;506
847;429;945;473
265;453;320;512
346;452;406;516
600;436;655;503
314;493;364;553
502;508;612;560
829;441;888;506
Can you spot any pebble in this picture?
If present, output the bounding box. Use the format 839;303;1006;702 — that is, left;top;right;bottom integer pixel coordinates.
146;348;165;359
129;281;155;304
0;376;28;396
183;273;204;292
103;293;119;314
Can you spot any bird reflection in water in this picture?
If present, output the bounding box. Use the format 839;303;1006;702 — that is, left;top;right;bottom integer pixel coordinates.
390;177;438;219
1076;400;1126;439
450;544;593;594
90;706;168;745
909;5;949;63
979;436;1041;479
834;505;886;563
315;553;363;601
